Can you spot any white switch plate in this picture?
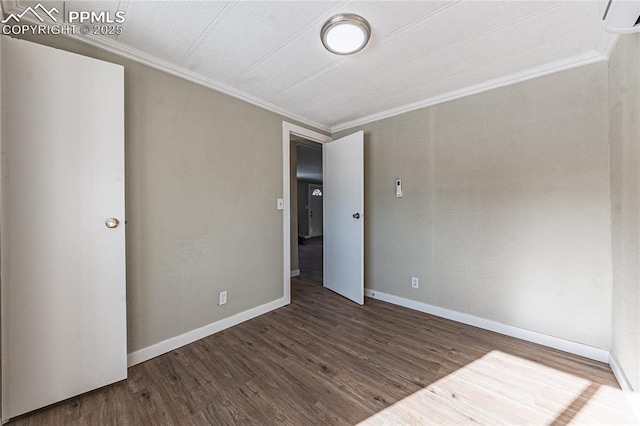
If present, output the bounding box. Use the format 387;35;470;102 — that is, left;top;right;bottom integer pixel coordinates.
396;179;403;198
411;277;419;288
219;290;227;305
277;198;284;210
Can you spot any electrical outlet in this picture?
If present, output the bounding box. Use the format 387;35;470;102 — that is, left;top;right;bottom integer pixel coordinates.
411;277;419;289
219;290;227;305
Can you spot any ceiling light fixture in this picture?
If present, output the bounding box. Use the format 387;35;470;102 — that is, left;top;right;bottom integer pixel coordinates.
321;14;371;55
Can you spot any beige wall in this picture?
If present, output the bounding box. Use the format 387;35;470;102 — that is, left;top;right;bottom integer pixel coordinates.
609;33;640;391
15;33;325;353
334;62;613;350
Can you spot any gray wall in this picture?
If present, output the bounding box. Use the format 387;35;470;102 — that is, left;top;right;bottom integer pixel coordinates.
609;33;640;391
334;62;613;350
16;33;325;353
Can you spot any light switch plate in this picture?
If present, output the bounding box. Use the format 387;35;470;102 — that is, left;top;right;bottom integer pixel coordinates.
277;198;284;210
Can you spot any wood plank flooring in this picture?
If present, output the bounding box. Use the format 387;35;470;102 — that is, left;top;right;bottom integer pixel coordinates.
9;278;638;425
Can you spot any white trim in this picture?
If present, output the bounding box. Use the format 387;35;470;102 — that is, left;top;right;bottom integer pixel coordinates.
283;124;291;305
607;25;640;34
127;297;287;367
595;31;621;59
0;31;5;426
282;122;331;306
610;352;635;392
364;288;610;363
290;269;300;277
331;51;607;133
284;122;329;143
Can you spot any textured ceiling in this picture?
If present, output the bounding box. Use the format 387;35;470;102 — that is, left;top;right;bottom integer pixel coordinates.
9;0;615;130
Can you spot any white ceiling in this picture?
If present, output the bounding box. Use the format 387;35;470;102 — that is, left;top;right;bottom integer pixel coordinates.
8;1;616;131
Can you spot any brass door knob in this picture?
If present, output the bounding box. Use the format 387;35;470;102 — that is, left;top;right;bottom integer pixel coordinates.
105;218;120;229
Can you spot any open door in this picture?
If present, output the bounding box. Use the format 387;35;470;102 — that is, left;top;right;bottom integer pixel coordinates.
323;131;364;305
1;37;126;420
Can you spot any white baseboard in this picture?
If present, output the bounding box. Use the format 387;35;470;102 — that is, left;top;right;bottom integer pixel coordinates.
126;285;630;394
290;269;300;277
364;288;610;363
611;354;640;421
610;353;635;392
127;297;288;367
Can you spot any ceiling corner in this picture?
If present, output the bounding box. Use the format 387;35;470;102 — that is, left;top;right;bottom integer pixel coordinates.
595;29;621;59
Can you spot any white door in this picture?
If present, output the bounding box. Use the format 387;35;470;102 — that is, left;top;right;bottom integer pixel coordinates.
323;131;364;305
308;184;324;237
1;36;126;421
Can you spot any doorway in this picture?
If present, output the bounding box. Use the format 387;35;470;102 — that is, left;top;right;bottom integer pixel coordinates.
281;122;330;304
281;121;364;306
295;141;324;285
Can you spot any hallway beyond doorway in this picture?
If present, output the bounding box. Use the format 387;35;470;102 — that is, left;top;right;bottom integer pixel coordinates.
298;237;323;285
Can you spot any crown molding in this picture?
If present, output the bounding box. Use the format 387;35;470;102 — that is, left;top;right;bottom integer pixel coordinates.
331;49;608;133
70;34;332;133
595;29;621;59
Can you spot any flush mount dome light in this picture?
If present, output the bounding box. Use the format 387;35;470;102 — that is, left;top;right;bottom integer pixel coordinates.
321;14;371;55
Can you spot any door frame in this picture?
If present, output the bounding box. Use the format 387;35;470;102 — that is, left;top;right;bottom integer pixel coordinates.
282;121;331;304
0;33;3;419
308;184;323;237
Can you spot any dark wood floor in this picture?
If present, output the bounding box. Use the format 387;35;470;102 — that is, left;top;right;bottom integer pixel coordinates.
298;236;322;284
10;278;637;425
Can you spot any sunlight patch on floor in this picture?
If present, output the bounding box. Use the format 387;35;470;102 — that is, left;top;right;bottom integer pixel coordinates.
359;351;638;425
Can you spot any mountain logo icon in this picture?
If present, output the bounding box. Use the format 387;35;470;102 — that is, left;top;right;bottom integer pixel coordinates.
1;3;59;24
